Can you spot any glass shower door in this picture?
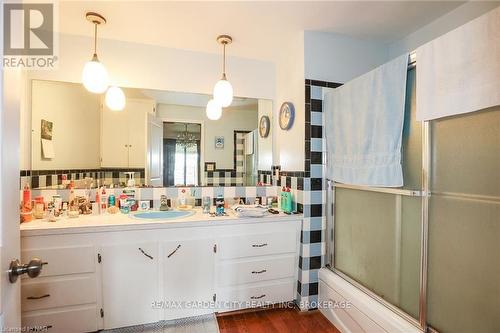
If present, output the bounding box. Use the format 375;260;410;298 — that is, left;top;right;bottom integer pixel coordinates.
427;107;500;333
330;68;423;321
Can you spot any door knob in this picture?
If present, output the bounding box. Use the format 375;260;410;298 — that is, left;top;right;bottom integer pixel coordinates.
8;258;47;283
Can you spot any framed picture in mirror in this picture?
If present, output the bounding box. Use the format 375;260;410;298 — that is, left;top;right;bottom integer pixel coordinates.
215;136;224;149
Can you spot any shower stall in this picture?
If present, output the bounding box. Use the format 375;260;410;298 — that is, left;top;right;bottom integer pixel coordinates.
323;66;500;332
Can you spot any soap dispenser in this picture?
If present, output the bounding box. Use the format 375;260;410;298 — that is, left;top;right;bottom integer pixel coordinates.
125;172;136;187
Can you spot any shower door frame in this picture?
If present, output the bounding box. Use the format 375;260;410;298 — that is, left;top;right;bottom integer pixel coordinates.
325;120;432;331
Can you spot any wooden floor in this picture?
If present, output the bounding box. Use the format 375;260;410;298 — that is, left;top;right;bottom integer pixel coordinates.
217;307;340;333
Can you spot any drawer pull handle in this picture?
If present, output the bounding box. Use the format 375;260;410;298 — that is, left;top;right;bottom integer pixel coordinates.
167;245;181;258
251;294;266;300
138;248;154;260
252;243;268;248
27;294;50;300
251;269;267;274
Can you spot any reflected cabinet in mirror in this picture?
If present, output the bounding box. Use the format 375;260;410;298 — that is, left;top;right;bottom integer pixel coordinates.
27;80;273;188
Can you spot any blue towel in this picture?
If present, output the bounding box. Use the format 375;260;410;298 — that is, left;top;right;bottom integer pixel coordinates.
324;53;409;187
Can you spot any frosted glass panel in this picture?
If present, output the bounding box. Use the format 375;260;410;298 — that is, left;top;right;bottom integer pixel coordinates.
431;107;500;196
334;188;421;318
427;197;500;333
428;107;500;333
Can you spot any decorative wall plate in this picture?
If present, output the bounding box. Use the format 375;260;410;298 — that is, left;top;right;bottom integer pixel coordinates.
279;102;295;130
259;115;270;138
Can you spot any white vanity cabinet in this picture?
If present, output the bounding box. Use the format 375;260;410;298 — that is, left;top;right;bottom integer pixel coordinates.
162;238;215;320
20;217;300;332
100;98;156;168
100;242;160;329
215;229;299;312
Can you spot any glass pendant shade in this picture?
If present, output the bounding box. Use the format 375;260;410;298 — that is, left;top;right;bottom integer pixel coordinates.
105;86;126;111
82;57;109;93
206;99;222;120
213;78;233;107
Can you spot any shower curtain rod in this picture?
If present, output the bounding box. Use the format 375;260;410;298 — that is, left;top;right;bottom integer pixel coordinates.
408;51;416;69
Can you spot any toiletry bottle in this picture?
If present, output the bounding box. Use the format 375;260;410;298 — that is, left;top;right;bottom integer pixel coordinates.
33;196;45;219
101;187;108;212
202;196;211;214
119;193;130;214
68;182;75;207
179;188;187;207
62;202;68;217
108;193;116;207
216;195;225;215
22;183;32;211
95;190;101;214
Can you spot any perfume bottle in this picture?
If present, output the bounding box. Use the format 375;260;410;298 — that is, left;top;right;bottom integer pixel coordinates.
202;196;211;214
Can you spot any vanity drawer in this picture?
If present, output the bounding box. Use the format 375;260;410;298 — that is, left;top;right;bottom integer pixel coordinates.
217;280;294;312
22;305;98;333
21;275;97;312
22;246;95;277
217;255;295;287
218;232;297;259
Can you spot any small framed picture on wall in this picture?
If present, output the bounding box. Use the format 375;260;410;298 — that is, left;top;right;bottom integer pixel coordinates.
215;136;224;149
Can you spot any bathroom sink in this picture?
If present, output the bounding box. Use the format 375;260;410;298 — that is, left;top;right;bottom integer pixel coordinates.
130;210;194;220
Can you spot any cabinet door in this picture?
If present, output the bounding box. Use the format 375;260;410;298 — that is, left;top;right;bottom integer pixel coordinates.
162;239;215;320
127;100;150;168
101;242;159;329
101;103;129;167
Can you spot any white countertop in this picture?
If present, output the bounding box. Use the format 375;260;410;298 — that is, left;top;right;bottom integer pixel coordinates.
20;208;302;236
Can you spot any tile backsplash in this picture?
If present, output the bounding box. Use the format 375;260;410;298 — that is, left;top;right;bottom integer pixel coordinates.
20;168;145;190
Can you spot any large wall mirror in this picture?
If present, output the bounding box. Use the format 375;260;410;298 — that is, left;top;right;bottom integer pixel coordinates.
27;80;273;188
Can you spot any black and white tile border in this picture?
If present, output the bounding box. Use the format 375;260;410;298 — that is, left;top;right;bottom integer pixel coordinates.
294;79;341;310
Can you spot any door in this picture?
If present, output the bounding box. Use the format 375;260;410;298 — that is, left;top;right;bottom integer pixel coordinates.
2;67;23;329
147;113;163;186
162;239;215;320
101;102;129;167
163;139;176;186
100;242;159;329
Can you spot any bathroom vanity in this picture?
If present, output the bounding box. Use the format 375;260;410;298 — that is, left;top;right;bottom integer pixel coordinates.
20;211;301;332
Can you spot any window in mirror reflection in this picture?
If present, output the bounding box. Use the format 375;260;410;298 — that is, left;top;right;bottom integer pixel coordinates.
163;122;201;186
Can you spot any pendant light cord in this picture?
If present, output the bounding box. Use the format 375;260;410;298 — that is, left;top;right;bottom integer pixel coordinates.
222;42;226;79
93;23;98;56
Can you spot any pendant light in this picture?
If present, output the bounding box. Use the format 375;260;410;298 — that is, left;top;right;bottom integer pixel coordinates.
82;12;109;94
206;99;222;120
213;35;233;107
105;86;126;111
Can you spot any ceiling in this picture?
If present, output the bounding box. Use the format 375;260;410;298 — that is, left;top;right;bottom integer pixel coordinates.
59;1;465;61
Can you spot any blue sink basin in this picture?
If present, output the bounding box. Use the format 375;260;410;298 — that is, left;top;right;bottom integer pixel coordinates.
130;210;194;220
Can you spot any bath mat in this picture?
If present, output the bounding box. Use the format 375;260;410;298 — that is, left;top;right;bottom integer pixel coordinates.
102;314;219;333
